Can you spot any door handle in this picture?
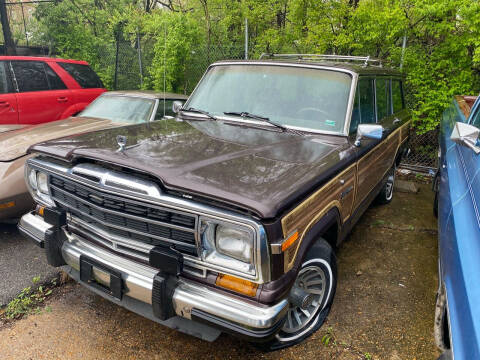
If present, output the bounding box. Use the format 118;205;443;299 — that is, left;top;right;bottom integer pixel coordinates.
393;118;401;125
0;101;9;107
57;97;68;103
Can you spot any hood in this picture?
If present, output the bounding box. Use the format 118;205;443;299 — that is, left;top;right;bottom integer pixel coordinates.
30;119;355;218
0;117;122;162
0;125;28;134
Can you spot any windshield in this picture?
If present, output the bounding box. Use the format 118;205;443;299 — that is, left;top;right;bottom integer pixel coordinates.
79;95;156;123
185;64;352;133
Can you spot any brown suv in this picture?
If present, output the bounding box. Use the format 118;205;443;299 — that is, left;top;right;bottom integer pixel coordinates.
19;55;410;350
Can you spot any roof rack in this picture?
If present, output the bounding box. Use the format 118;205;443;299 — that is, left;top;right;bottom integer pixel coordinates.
258;53;383;67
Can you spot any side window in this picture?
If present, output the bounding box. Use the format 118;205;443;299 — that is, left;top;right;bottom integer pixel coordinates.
376;78;392;121
349;78;375;134
154;99;176;120
471;108;480;128
392;80;404;113
11;61;49;92
44;63;67;90
58;63;104;88
0;61;12;94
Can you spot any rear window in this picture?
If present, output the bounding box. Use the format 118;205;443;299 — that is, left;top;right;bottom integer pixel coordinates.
58;62;104;88
392;80;405;112
11;61;50;92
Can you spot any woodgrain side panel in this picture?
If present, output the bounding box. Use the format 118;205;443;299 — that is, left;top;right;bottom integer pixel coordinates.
281;164;356;272
279;121;410;274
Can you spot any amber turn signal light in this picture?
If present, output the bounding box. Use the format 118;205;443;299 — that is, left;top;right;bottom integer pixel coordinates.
0;201;15;210
36;205;45;217
282;231;299;252
215;274;258;297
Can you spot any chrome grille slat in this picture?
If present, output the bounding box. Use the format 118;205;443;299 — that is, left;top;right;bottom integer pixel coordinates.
55;196;196;250
51;184;195;233
49;174;199;257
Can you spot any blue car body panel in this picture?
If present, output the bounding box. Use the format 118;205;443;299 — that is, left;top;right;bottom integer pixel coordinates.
438;97;480;359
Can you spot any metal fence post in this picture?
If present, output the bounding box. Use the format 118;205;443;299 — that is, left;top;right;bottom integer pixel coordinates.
245;18;248;60
114;30;120;90
137;33;143;88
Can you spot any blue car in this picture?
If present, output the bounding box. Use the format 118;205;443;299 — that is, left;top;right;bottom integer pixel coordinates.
434;95;480;360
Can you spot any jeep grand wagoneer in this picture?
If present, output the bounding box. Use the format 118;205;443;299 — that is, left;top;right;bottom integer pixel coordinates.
19;54;410;350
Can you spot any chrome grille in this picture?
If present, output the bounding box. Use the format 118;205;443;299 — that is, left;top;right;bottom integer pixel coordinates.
49;175;198;256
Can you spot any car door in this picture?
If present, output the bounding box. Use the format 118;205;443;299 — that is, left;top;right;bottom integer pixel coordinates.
350;77;385;209
11;60;73;125
0;60;18;124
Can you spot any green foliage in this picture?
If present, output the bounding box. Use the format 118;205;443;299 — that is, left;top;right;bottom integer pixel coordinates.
32;0;480;131
4;277;54;319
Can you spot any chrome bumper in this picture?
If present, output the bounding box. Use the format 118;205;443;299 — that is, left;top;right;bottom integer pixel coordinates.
19;212;288;339
18;212;52;247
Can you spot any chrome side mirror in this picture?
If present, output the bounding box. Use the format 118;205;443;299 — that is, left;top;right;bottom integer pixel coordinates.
451;121;480;154
172;101;184;114
354;124;384;147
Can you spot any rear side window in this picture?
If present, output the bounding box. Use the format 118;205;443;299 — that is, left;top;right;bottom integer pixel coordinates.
392;80;404;112
11;61;50;92
0;61;12;93
350;78;375;134
44;63;67;90
58;63;103;88
376;78;392;121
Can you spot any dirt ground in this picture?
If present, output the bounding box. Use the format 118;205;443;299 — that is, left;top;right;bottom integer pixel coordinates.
0;183;440;360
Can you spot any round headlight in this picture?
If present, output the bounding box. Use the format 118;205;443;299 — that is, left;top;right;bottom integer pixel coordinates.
215;224;254;263
37;172;48;194
27;168;37;190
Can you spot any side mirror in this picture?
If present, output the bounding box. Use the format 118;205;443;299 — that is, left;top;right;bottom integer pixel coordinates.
172;101;184;114
450;121;480;154
354;124;384;147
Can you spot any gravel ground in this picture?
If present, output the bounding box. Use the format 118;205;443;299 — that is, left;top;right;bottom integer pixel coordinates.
0;183;440;359
0;223;59;306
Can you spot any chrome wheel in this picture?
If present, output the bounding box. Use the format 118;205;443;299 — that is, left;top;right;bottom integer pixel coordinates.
282;265;327;333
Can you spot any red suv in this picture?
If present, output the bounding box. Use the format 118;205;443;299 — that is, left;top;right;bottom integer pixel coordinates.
0;56;106;125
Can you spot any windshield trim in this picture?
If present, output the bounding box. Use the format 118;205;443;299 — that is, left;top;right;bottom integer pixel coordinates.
183;62;358;136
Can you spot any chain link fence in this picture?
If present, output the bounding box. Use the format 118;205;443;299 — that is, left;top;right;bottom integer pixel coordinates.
400;129;438;173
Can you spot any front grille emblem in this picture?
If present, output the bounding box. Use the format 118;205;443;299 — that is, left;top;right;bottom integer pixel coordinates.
116;135;127;153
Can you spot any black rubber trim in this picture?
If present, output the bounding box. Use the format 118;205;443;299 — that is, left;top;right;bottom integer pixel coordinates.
18;225;45;248
152;272;177;320
191;308;286;343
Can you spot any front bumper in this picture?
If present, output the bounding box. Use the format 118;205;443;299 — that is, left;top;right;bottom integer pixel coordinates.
19;211;288;342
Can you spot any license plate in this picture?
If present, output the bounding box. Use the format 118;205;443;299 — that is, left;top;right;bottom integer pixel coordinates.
80;256;123;300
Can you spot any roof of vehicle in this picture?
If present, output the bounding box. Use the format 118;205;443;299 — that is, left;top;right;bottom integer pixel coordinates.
211;58;403;77
103;90;189;100
0;56;89;65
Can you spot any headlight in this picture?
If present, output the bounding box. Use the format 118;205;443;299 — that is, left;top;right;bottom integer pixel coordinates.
200;218;256;277
27;168;37;190
37;172;49;194
25;164;54;207
216;224;253;263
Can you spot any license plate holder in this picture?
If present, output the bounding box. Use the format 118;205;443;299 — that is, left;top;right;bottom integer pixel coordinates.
80;256;123;300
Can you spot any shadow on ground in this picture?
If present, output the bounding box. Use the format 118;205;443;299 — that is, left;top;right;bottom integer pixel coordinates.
0;184;439;360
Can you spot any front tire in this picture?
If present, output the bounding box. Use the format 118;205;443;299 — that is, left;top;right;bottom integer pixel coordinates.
376;164;395;204
259;239;337;351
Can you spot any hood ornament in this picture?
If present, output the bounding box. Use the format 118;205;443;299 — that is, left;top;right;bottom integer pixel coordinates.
116;135;127;153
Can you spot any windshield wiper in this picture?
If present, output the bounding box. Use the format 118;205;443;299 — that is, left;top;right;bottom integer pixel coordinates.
224;111;303;136
182;107;217;121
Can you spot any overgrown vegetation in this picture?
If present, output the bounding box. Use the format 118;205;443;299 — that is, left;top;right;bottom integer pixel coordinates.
3;276;56;319
27;0;480;132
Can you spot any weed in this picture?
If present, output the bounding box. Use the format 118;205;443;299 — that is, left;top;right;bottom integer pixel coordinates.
364;353;372;360
4;277;55;319
371;219;385;227
321;327;336;347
